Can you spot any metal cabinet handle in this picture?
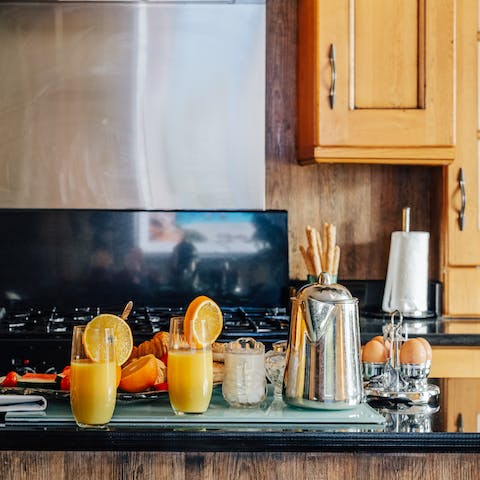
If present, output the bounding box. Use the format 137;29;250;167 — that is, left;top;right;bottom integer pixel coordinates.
458;168;466;231
456;413;464;433
329;44;336;109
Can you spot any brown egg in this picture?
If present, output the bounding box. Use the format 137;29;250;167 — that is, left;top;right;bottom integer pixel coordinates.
362;340;388;363
399;338;427;365
371;335;391;352
416;337;432;361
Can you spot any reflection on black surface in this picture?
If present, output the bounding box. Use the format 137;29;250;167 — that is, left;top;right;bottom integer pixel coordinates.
0;210;289;309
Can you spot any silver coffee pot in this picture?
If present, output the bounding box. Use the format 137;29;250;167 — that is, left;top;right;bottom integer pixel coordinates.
283;273;363;409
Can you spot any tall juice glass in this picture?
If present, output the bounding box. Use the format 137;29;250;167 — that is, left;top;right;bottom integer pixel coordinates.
70;325;117;428
167;317;213;415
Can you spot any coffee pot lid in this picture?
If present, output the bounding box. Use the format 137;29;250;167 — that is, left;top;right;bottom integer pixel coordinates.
298;272;355;303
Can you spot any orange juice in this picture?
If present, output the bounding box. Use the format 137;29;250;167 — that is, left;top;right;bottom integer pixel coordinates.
70;359;117;426
167;348;213;414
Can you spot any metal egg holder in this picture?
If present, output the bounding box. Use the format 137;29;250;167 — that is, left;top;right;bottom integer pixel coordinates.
362;311;440;413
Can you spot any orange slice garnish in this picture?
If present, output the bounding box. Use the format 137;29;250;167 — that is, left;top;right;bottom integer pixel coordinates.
119;354;158;393
83;313;133;366
184;295;223;347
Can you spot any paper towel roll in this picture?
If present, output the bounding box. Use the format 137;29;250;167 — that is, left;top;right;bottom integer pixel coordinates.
382;231;429;315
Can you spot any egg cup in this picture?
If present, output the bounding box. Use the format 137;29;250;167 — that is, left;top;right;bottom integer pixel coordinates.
400;361;431;390
362;362;386;381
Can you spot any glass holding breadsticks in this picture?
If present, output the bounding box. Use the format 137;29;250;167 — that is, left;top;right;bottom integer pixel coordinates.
299;223;340;283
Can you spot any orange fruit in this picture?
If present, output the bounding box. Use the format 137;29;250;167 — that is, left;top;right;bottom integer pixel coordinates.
119;354;158;393
83;314;133;366
184;295;223;347
116;365;122;388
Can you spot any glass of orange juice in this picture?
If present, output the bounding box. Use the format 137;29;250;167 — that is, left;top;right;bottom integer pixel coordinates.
70;325;117;428
167;317;213;415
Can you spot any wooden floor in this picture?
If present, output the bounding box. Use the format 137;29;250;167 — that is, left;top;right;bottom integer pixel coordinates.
2;451;480;479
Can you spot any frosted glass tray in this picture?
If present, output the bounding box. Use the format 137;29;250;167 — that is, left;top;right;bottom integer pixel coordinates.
6;386;385;427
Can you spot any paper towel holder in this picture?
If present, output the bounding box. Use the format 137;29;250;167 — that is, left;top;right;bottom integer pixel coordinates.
382;207;430;317
402;206;410;232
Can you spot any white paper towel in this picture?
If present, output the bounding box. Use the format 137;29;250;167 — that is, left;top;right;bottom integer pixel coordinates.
382;231;429;315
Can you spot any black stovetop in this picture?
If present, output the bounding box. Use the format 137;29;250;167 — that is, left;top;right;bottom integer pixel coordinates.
0;305;289;341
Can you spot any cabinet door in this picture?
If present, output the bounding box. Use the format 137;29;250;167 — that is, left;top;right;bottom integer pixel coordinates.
444;0;479;315
446;0;480;266
442;378;480;432
297;0;455;164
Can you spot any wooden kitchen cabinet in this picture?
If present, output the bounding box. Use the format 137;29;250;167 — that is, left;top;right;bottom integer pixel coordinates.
441;378;480;432
431;344;480;432
443;0;480;316
297;0;455;165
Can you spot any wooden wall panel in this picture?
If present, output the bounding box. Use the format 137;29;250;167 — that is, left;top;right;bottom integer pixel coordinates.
265;0;440;281
2;451;480;479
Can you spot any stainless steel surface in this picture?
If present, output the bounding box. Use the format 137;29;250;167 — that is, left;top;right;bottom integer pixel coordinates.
283;274;363;410
400;362;431;383
0;1;265;209
329;44;336;109
364;383;440;410
458;167;466;230
362;362;385;381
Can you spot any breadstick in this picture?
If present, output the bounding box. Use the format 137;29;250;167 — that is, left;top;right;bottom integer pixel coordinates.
299;245;315;276
315;229;324;272
321;223;329;270
333;245;340;277
306;226;322;275
306;246;319;277
327;224;336;274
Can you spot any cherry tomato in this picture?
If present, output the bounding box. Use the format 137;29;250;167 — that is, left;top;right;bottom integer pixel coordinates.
60;375;70;391
153;382;168;392
2;371;18;387
160;353;168;366
61;365;71;375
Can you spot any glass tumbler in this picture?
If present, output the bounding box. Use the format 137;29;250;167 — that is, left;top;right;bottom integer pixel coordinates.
70;325;117;429
222;337;266;408
265;340;287;400
167;317;213;415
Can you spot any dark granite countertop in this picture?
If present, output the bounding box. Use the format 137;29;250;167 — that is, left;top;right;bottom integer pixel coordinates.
360;316;480;346
2;385;480;453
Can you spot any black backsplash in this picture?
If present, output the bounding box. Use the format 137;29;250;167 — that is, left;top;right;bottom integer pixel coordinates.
290;279;442;318
0;209;289;310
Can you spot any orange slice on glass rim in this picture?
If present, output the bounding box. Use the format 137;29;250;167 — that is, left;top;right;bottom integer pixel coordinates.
184;295;223;348
83;313;133;366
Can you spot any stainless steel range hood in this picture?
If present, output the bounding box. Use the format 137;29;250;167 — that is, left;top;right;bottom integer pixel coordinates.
0;1;265;209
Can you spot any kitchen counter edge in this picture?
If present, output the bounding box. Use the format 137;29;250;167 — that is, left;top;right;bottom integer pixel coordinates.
3;427;480;453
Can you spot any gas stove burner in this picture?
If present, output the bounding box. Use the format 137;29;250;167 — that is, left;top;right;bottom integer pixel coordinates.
8;322;28;332
0;304;291;345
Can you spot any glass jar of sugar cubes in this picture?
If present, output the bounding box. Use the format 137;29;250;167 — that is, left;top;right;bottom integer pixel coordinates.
222;337;266;408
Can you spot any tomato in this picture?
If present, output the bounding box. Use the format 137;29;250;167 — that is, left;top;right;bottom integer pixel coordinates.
160;353;168;366
2;371;18;387
61;365;71;375
153;381;168;392
60;375;70;391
